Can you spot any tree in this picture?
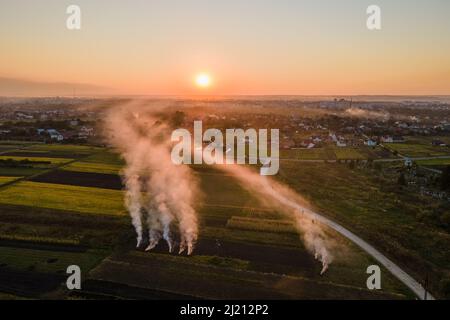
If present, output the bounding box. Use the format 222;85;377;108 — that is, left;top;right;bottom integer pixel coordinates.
441;165;450;190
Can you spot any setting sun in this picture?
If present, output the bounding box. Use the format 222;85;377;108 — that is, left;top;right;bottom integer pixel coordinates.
195;74;211;88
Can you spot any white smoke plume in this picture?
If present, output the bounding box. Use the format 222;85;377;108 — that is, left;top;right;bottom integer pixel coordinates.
345;107;391;120
199;148;335;274
104;102;199;255
104;101;335;270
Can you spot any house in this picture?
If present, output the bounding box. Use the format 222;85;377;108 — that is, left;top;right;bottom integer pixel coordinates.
392;136;405;143
79;126;95;137
16;112;33;120
329;133;338;142
281;139;295;149
404;157;413;167
381;136;405;143
396;122;409;129
336;140;347;147
47;129;64;141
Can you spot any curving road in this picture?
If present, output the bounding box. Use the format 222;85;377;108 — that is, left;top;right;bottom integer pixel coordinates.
264;181;435;300
303;208;435;300
203;178;436;298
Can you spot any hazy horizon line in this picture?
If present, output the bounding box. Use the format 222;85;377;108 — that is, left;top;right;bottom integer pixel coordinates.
2;94;450;103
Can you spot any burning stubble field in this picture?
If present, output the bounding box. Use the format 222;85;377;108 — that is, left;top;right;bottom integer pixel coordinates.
0;142;417;300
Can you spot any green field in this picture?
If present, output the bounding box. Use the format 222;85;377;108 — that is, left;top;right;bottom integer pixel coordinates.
27;144;102;154
0;141;39;146
0;176;21;185
0;203;128;248
226;216;297;234
417;158;450;166
62;151;124;174
62;162;123;175
387;143;449;158
280;148;330;160
404;136;450;146
0;145;21;152
0;143;428;299
0;167;45;177
0;156;73;165
81;151;124;164
0;246;107;274
277;161;450;297
280;146;392;161
88;249;408;299
332;147;366;160
0;182;124;215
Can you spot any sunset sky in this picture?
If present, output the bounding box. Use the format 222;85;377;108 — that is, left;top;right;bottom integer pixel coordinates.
1;0;450;96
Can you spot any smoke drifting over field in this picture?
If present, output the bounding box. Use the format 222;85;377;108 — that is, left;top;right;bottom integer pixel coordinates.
344;107;390;120
104;102;200;255
104;100;336;272
199;151;335;274
226;167;334;274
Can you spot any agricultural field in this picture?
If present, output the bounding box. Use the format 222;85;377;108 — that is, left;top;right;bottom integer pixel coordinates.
0;144;98;160
0;145;22;153
277;160;450;298
0;167;45;177
332;147;366;160
62;162;123;175
83;161;412;298
386;141;449;158
87;249;408;300
226;216;297;234
280;146;396;161
0;245;109;298
416;158;450;167
0;176;20;185
404;136;450;146
61;150;124;175
280;148;334;160
0;246;107;275
31;170;122;190
0;156;72;165
0;181;125;215
0;204;128;246
0;143;416;299
26;144;102;155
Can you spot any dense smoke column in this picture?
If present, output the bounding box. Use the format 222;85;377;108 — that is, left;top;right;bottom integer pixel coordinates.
203;152;335;273
104;102;200;255
123;172;144;247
